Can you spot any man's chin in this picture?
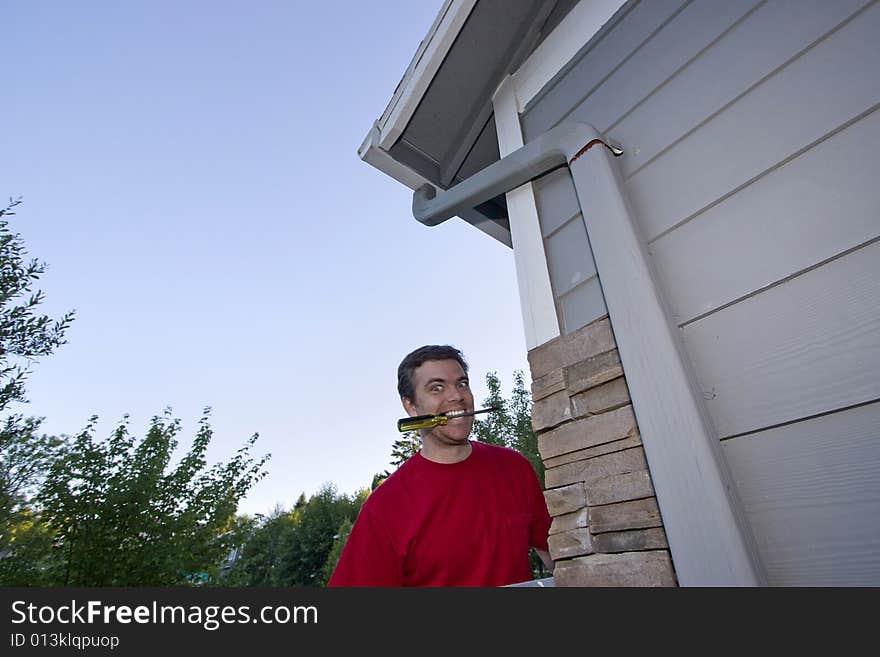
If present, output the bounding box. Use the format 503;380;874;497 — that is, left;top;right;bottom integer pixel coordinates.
431;429;471;445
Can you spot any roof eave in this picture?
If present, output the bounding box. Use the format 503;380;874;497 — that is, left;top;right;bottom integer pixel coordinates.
358;0;513;247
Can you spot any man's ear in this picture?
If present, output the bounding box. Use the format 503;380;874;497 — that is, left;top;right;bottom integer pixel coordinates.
402;396;418;418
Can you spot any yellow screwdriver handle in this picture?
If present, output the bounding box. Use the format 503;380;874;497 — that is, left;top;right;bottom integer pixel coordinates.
397;414;448;432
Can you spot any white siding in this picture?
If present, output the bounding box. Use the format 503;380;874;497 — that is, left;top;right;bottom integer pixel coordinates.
519;0;880;584
533;167;608;333
723;402;880;585
651;108;880;324
683;240;880;439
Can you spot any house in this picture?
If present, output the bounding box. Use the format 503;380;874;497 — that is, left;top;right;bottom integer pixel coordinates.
359;0;880;586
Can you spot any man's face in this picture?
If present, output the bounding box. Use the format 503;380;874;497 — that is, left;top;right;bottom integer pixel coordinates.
403;359;475;445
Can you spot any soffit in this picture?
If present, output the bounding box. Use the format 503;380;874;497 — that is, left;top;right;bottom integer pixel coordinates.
388;0;572;189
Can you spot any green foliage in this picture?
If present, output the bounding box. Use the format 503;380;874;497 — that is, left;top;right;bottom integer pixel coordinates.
390;431;421;468
217;506;295;586
0;416;63;535
371;430;421;488
370;471;388;490
221;484;367;587
0;197;75;581
471;371;513;448
0;198;74;411
319;515;353;586
0;507;62;585
508;370;544;487
35;409;269;586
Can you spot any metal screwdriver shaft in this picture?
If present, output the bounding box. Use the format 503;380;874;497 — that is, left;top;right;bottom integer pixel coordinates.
397;406;500;432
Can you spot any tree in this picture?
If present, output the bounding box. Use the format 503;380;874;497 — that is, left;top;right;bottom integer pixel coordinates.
217;506;295;586
221;484;367;587
0;416;62;533
0;197;75;573
371;430;421;489
471;371;512;448
275;483;366;587
319;515;352;586
0;198;75;411
508;370;544;487
36;408;269;585
390;431;421;468
0;506;61;585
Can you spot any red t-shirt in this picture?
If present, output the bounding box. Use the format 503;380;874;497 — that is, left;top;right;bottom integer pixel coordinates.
328;441;551;587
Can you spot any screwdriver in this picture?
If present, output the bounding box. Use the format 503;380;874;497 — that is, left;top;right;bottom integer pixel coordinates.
397;407;500;432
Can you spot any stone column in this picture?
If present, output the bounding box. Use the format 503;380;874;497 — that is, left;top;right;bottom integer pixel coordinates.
530;315;677;586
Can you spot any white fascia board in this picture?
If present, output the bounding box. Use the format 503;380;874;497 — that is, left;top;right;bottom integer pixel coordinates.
358;124;430;191
513;0;626;110
492;76;560;350
377;0;479;151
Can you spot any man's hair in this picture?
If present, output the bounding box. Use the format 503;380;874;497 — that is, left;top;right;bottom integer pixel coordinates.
397;345;469;401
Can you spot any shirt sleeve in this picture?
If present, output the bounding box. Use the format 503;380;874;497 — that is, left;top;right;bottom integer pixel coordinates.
327;497;403;587
527;464;552;552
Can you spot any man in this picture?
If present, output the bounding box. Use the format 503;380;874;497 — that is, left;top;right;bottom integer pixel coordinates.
328;345;552;587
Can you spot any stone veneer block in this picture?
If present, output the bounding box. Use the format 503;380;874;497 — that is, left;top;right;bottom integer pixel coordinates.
527;317;615;378
544;435;642;469
592;527;668;553
543;482;585;517
538;405;638;460
588;497;662;534
545;447;647;489
585;470;655;506
532;389;573;432
565;350;623;396
571;377;630;418
553;551;676;587
549;507;588;536
548;527;594;560
531;368;566;402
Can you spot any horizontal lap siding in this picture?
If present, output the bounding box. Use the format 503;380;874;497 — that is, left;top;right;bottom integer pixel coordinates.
723;402;880;585
651;108;880;325
532;168;608;333
625;0;879;241
520;0;880;583
522;0;690;139
683;240;880;439
613;0;874;179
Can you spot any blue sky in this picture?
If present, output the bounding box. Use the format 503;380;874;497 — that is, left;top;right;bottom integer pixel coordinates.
3;1;531;516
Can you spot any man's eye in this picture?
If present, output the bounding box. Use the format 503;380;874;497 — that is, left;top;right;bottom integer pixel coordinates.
457;381;469;389
430;385;443;392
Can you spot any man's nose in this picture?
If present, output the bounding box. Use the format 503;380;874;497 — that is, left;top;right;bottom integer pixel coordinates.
447;386;464;402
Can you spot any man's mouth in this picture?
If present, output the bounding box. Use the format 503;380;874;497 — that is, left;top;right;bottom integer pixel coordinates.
443;409;471;418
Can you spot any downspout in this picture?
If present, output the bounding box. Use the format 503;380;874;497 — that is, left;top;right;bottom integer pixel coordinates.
412;122;767;586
